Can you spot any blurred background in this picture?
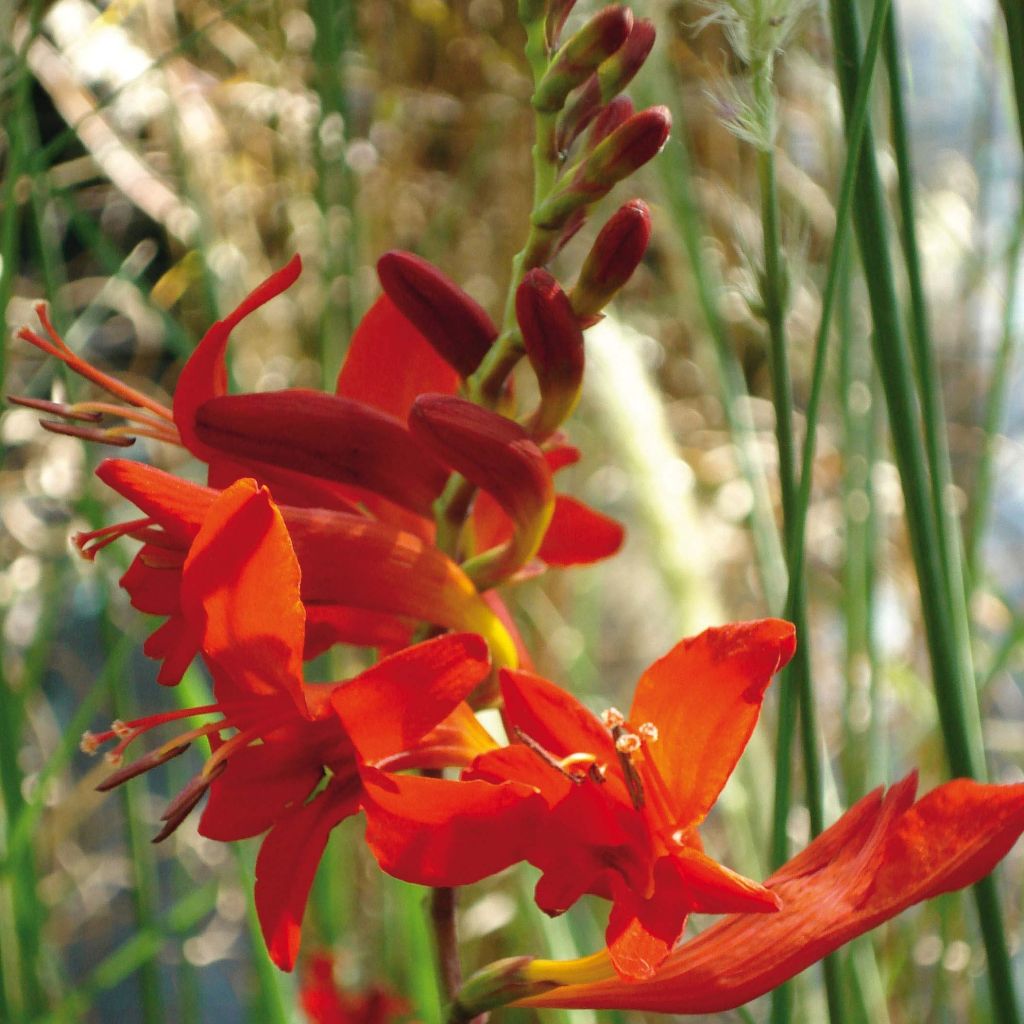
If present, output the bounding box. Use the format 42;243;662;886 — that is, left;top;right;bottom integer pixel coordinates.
2;0;1024;1021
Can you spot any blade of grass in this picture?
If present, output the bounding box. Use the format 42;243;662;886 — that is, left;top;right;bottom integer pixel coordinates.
827;1;1020;1018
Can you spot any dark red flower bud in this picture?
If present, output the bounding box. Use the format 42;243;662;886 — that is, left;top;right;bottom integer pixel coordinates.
377;251;497;377
557;21;656;152
409;395;555;587
588;96;635;148
193;390;449;515
533;107;670;231
571;200;652;318
585;105;671;185
546;0;580;48
516;269;585;439
597;19;655;101
533;6;633;114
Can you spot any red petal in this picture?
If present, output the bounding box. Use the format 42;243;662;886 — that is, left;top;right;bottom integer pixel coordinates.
360;767;543;886
376;251;496;377
194;390;448;516
199;742;323;841
538;495;624;566
331;633;490;763
255;778;360;971
522;775;1024;1012
335;292;460;416
144;615;199;686
409;395;555;580
672;846;780;915
500;668;618;765
121;553;180;615
605;859;691;980
629;619;796;830
180;480;307;715
174;255;302;459
96;459;216;544
303;605;413;659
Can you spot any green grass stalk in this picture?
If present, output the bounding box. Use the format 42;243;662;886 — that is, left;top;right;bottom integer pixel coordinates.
827;1;1020;1018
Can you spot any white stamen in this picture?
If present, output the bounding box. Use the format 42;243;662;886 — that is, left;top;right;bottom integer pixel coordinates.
601;707;626;729
615;731;641;754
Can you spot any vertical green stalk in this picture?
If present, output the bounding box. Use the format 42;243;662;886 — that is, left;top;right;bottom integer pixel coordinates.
751;56;841;1024
882;5;976;699
827;1;1020;1019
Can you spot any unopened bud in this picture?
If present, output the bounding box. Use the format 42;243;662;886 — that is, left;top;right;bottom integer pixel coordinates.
533;107;670;230
588;96;634;148
377;251;497;377
571;200;651;317
597;19;655;101
409;395;554;585
533;6;633;114
558;19;655;149
516;269;584;439
546;0;579;48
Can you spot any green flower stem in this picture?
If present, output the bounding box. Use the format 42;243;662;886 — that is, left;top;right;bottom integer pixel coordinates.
828;1;1020;1019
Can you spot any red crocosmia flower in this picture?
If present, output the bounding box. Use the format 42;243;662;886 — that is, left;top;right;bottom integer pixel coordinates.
357;620;794;980
301;953;413;1024
518;774;1024;1013
472;443;623;570
85;477;494;971
76;458;518;683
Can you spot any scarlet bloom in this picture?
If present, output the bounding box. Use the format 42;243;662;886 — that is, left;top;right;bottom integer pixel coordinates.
85;477;496;971
517;773;1024;1013
358;620;796;980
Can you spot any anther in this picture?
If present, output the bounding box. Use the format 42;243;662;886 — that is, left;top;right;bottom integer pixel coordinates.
601;707;625;729
637;722;659;743
112;720;132;739
615;731;641;754
80;731;101;754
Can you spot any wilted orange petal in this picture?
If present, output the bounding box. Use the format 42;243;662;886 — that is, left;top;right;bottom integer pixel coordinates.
629;619;796;830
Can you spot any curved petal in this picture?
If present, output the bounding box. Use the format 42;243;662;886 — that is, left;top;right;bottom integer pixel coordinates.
500;669;618;765
174;256;302;459
199;742;323;841
521;776;1024;1012
180;480;307;715
538;495;624;566
303;605;413;659
255;778;361;971
331;633;491;763
335;292;460;416
629;619;796;830
360;767;544;887
194;391;448;516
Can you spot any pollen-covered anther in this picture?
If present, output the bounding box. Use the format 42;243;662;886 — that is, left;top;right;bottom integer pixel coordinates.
615;731;642;754
637;721;659;743
104;750;124;766
80;731;101;755
601;706;625;729
111;719;133;739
